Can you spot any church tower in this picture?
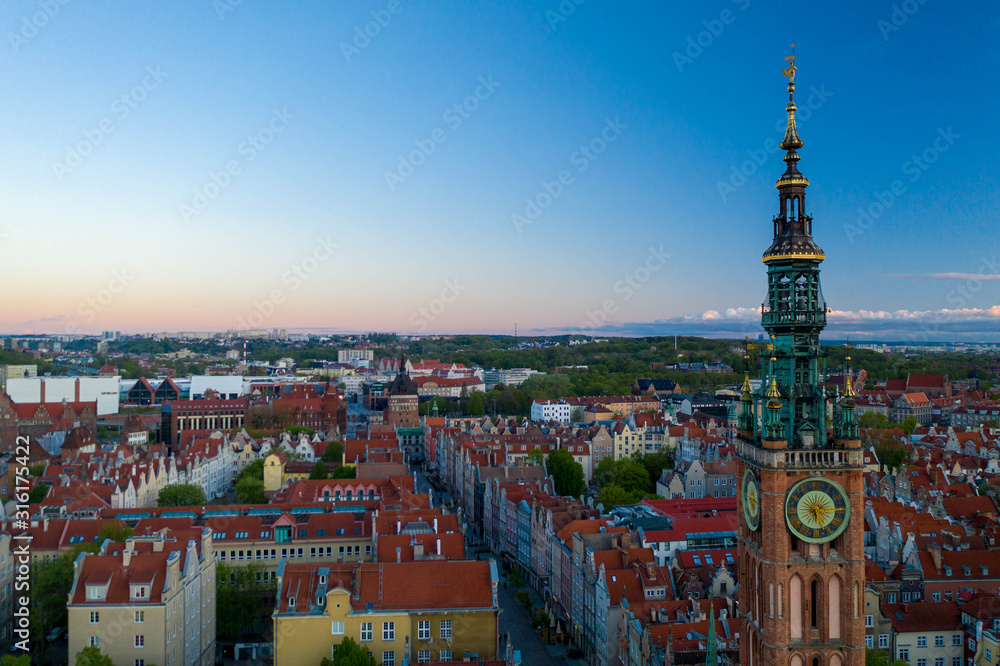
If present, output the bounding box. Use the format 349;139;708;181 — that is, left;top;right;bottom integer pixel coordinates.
736;50;865;666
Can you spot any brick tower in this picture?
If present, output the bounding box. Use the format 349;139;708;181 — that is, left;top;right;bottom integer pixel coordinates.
736;49;865;666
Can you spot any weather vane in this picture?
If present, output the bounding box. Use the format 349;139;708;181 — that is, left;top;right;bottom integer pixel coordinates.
781;43;796;83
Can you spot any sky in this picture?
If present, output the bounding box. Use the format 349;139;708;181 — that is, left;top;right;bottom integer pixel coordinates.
1;1;998;341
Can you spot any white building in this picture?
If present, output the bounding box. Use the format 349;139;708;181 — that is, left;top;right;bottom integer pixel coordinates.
530;399;571;423
6;376;120;415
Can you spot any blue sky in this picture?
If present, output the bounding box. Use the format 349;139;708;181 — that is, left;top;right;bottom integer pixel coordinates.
1;0;997;340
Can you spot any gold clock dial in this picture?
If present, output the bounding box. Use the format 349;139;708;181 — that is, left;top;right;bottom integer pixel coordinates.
784;477;850;544
742;469;761;531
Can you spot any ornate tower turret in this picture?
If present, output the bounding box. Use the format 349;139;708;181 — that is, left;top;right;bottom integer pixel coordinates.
736;47;866;666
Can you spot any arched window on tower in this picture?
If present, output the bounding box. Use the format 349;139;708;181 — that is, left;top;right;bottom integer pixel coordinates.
810;579;819;629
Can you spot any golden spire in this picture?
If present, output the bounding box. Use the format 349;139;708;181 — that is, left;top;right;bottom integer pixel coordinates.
844;354;857;398
780;44;803;152
741;374;753;394
766;357;781;401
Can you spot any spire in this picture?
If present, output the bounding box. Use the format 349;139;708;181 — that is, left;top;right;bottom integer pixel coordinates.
705;605;718;666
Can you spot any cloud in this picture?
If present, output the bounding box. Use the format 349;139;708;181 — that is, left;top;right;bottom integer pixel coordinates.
540;303;1000;341
888;273;1000;280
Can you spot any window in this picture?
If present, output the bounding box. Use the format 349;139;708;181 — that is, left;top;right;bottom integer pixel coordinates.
866;635;873;648
440;620;452;640
440;650;452;661
135;659;146;666
952;659;961;666
418;620;430;640
383;622;395;641
986;650;993;662
360;623;373;642
865;615;873;627
135;635;145;648
383;652;395;666
916;660;926;666
934;659;943;666
331;621;344;635
933;591;941;601
899;647;909;660
90;611;100;623
879;634;888;648
934;635;944;647
917;636;927;647
952;634;962;646
417;650;431;663
887;593;896;603
90;636;99;648
135;611;144;623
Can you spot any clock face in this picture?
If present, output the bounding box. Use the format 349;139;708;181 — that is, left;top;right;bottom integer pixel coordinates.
741;469;761;531
784;477;850;544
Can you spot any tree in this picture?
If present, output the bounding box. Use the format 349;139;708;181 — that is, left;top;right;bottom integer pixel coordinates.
321;442;344;463
870;430;908;473
216;563;276;642
609;457;652;495
309;462;329;480
332;465;357;479
1;654;30;666
865;648;909;666
526;447;544;466
546;449;585;498
636;449;674;489
597;484;636;509
508;565;526;589
515;588;533;612
157;483;207;507
97;523;133;543
74;647;114;666
236;459;264;484
320;637;379;666
858;412;890;429
901;415;918;435
235;477;267;504
28;484;49;504
467;392;485;416
32;544;101;658
592;456;617;487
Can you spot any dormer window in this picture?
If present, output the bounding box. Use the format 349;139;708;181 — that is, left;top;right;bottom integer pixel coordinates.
134;586;147;599
319;575;327;585
288;596;295;609
944;566;952;576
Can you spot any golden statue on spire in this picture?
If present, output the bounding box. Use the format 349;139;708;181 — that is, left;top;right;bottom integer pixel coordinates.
781;43;796;83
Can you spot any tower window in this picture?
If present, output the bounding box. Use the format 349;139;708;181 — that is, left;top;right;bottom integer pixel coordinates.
811;580;819;628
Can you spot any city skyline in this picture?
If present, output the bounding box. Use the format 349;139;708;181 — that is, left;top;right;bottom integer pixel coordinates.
2;1;998;340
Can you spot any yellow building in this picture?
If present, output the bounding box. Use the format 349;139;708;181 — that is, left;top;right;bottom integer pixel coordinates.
273;559;499;665
67;527;216;666
264;451;286;492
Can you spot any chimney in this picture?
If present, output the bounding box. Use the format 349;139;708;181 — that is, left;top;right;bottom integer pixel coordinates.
396;547;401;563
928;543;943;572
414;542;424;560
122;548;133;567
436;537;441;556
397;520;401;534
433;517;438;533
43;517;49;532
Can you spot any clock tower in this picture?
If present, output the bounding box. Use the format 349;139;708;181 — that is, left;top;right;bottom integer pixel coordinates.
736;50;865;666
